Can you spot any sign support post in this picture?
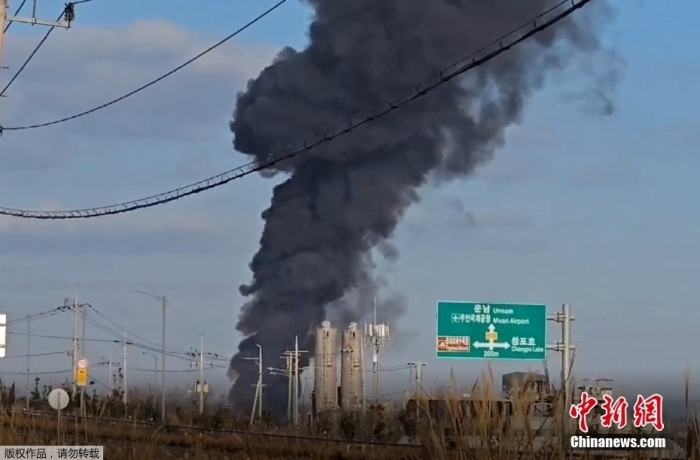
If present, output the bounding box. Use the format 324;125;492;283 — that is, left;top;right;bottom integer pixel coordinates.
546;303;575;457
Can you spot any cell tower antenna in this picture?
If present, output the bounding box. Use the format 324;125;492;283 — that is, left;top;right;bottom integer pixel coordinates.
364;296;389;404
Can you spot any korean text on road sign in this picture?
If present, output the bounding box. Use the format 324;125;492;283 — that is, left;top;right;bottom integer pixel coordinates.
569;392;665;433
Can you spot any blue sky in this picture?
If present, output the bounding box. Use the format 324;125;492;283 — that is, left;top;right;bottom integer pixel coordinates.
0;0;698;402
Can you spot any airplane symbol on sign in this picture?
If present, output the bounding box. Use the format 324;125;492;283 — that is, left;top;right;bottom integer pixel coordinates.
451;313;461;322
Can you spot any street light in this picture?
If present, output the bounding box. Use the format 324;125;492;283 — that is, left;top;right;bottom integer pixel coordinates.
129;290;170;422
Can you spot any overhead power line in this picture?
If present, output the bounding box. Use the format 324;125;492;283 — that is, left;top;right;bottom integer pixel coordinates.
82;304;230;362
0;10;64;98
6;304;70;325
0;0;589;220
1;0;95;97
7;330;130;343
131;366;225;373
3;350;70;358
4;0;28;33
1;368;71;375
0;0;288;132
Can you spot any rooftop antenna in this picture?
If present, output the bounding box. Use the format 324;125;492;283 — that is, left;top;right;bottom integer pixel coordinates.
364;296;390;404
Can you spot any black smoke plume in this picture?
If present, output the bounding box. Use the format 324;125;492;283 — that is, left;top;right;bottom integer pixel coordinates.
228;0;617;413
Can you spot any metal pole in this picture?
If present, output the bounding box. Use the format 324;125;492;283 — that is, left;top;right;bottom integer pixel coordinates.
415;363;420;417
286;354;292;421
80;303;86;414
123;332;128;406
198;336;204;415
374;343;380;404
81;303;87;356
562;303;572;442
108;353;112;394
258;344;263;419
26;316;30;409
0;1;7;107
293;336;299;426
161;296;167;422
250;383;259;425
71;296;78;400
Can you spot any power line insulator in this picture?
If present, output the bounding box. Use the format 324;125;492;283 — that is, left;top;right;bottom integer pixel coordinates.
63;3;75;24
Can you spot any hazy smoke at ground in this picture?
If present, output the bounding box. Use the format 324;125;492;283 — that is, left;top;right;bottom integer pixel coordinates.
227;0;618;413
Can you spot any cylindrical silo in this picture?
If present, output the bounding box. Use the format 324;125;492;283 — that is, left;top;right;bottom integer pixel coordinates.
314;321;338;412
340;322;364;411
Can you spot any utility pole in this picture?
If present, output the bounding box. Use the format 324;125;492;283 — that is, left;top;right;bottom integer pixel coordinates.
199;336;204;414
122;332;128;406
25;315;30;409
546;303;576;456
193;336;211;415
244;344;263;425
80;303;87;414
292;336;307;427
408;362;427;418
0;1;7;99
161;295;167;422
188;337;211;415
285;353;292;421
71;296;78;400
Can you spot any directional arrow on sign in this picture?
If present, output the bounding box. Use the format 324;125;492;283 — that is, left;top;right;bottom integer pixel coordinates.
488;324;496;332
474;341;510;349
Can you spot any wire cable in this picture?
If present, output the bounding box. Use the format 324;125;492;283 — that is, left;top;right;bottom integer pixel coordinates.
81;307;220;361
7;330;131;343
86;304;187;355
2;368;72;375
0;0;288;131
3;350;70;358
4;0;28;33
0;10;64;98
0;1;93;98
6;304;71;326
0;0;590;219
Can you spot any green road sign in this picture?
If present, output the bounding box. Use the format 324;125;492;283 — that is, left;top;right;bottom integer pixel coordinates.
436;301;547;360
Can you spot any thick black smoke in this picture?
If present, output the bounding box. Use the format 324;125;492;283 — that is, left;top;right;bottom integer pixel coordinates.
228;0;617;413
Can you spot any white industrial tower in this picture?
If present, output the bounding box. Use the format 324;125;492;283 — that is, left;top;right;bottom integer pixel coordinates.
364;298;390;404
313;321;338;412
340;322;364;411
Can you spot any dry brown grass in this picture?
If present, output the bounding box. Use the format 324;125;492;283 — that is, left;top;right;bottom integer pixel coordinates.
0;369;695;459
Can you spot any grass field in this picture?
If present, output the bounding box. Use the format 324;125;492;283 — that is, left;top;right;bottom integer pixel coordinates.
0;371;694;459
